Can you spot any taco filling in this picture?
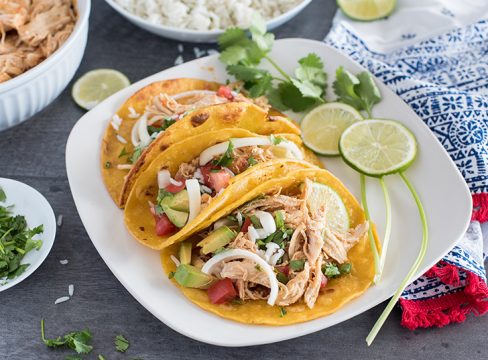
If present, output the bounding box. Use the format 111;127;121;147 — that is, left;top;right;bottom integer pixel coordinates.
118;85;270;169
150;136;304;236
169;178;368;308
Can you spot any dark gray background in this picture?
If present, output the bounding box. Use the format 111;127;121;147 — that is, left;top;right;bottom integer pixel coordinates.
0;0;486;359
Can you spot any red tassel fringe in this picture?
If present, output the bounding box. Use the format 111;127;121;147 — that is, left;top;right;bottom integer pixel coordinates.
400;270;488;330
472;193;488;222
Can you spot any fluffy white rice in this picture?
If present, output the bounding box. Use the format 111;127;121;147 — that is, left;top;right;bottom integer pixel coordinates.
114;0;303;31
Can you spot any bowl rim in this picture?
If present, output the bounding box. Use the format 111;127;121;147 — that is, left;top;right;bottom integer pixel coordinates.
0;0;92;94
103;0;312;36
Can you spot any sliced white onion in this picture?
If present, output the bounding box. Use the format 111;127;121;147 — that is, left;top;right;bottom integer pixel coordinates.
222;167;235;177
158;170;171;189
200;185;212;194
213;218;233;230
186;179;201;223
169;177;183;186
116;134;127;144
236;212;243;227
117;164;133;170
112;114;123;126
265;242;280;262
170;255;181;267
277;141;303;160
138;114;151;147
110;121;120;131
199;137;272;166
256;228;270;239
131;117;142;146
254;211;276;235
247;225;259;243
201;249;279;306
270;249;285;266
171;90;216;100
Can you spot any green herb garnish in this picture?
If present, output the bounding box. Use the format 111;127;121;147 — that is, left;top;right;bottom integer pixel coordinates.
218;14;327;112
104;161;112;169
339;263;352;274
118;147;129;158
168;271;175;279
0;194;43;280
333;67;381;118
269;134;284;145
115;334;130;353
213;140;234;167
129;146;143;164
322;263;341;278
0;187;6;202
247;156;258;166
274;211;284;229
249;215;261;228
98;355;106;360
279;307;287;317
41;319;93;355
289;259;305;272
276;272;289;284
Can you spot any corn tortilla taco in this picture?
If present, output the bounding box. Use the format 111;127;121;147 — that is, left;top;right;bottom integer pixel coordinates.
160;168;378;325
124;128;320;250
100;78;301;208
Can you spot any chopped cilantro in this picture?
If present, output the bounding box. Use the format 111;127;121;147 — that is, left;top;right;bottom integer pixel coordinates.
0;187;5;202
279;307;287;317
289;259;305;272
118;147;129;158
322;263;341;278
98;355;106;360
213;140;234;167
276;272;289;284
129;146;143;164
274;211;284;229
115;334;130;353
104;161;112;169
41;319;93;355
247;156;258;166
168;271;175;279
255;264;262;271
269;134;284;145
339;263;352;274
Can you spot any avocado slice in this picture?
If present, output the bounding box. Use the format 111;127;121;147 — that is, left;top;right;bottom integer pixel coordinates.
161;189;189;212
178;242;192;265
197;226;236;255
163;205;188;228
173;264;215;289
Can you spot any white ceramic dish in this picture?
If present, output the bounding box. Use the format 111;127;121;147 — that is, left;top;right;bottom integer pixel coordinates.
104;0;312;43
66;39;472;346
0;178;57;292
0;0;90;132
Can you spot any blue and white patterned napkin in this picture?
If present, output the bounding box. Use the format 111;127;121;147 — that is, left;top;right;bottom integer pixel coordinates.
325;1;488;329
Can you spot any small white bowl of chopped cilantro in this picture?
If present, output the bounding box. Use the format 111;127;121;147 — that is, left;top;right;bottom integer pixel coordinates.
0;178;56;292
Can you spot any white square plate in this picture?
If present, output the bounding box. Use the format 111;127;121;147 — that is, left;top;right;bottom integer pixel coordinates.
66;39;472;346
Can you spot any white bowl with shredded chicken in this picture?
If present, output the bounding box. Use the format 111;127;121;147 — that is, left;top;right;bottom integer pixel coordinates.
0;0;90;132
104;0;311;43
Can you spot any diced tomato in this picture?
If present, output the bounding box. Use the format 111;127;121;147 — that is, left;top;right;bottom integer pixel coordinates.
208;170;231;193
207;278;237;304
241;217;252;233
217;85;234;100
165;180;186;193
277;265;290;277
155;214;177;236
320;274;328;289
199;164;214;185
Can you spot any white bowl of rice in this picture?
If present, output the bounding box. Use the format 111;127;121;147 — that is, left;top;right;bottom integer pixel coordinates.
104;0;312;43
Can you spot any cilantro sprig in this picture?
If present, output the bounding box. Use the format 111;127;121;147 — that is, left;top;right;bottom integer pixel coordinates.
333;66;381;118
115;334;130;353
41;319;93;355
218;14;327;112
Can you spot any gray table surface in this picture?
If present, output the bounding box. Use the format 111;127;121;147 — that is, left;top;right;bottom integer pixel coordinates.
1;0;487;359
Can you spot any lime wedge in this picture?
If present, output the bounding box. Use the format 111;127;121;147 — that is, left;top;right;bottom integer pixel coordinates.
72;69;130;110
339;119;417;177
306;182;350;232
337;0;396;21
301;102;363;156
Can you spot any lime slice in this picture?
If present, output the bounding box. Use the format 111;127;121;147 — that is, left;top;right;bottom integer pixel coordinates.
306;182;350;232
339;119;417;177
337;0;396;21
72;69;130;110
301;102;363;156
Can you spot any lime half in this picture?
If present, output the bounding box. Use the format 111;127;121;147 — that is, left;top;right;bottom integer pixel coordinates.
301;102;363;156
337;0;396;21
306;182;350;232
72;69;130;110
339;119;417;177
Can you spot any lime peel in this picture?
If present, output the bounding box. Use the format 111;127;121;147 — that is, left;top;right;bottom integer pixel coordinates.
338;0;397;21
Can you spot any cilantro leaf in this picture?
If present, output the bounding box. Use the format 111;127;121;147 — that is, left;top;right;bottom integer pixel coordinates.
226;65;269;82
247;73;272;97
289;259;305;271
295;53;327;88
41;320;93;355
249;13;274;52
115;334;130;353
248;156;258;167
266;87;289;111
218;27;248;50
322;263;341;278
0;187;5;202
219;46;248;66
118;147;129;158
213;140;234;167
356;71;382;117
278;82;318;112
279;307;287;317
333;67;382;117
